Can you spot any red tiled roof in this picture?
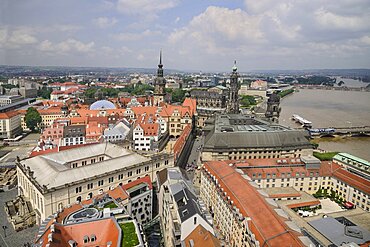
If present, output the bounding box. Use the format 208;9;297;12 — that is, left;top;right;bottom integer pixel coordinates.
184;224;220;247
204;161;304;247
287;200;321;209
48;218;120;247
0;111;19;119
136;123;159;136
333;167;370;195
122;176;153;191
269;193;301;199
173;124;191;162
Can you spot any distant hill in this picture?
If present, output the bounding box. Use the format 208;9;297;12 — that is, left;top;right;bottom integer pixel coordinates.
249;69;370;77
0;65;183;77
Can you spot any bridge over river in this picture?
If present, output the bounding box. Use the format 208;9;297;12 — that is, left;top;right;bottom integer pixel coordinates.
309;126;370;138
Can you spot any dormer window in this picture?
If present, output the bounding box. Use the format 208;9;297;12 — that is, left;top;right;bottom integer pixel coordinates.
90;234;96;242
83;236;89;243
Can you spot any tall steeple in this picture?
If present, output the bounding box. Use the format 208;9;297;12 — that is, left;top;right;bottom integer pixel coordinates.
227;60;240;114
157;50;163;77
153;50;166;106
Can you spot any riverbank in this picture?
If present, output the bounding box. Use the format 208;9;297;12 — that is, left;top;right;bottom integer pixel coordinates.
279;89;370;161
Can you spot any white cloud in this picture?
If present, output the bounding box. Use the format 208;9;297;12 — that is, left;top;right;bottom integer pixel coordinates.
38;39;94;53
93;17;118;28
0;27;38;48
314;7;370;31
114;29;161;41
52;24;82;32
175;17;180;24
169;6;264;55
117;0;178;18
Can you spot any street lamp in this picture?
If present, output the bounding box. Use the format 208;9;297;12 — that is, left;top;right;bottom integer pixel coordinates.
2;225;8;237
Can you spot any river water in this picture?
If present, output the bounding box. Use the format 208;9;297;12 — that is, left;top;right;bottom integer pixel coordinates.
279;89;370;161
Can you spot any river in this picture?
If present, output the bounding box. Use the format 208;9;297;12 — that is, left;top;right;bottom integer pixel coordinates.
279;89;370;161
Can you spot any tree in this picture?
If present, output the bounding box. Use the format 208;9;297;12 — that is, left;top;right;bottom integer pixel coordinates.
171;89;186;103
37;87;52;99
25;107;42;132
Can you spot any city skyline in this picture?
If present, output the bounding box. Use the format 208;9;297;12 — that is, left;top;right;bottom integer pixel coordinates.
1;0;370;71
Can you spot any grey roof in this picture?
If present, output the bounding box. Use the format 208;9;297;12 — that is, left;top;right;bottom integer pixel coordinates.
204;114;311;150
173;187;202;222
308;217;370;246
89;100;116;110
20;143;150;189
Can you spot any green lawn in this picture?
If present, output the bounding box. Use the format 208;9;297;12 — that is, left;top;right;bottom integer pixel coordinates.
120;222;139;247
313;151;339;161
104;201;118;209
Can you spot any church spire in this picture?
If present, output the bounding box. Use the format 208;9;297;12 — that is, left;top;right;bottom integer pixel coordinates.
158;50;163;69
157;50;163;77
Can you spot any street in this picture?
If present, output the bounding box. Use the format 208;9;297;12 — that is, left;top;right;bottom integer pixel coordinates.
184;134;205;195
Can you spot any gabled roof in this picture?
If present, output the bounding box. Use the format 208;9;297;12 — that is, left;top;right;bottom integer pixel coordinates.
136;122;159;136
184;224;220;247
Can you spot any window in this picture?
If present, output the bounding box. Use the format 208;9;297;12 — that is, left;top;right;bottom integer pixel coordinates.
128;171;133;177
165;160;169;165
136;169;141;174
109;177;114;183
75;186;82;193
118;174;124;180
98;180;104;186
72;163;78;168
91;159;96;164
145;166;149;172
87;183;94;190
155;163;160;168
82;161;87;166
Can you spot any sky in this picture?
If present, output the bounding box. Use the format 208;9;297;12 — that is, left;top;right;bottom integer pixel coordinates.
1;0;370;72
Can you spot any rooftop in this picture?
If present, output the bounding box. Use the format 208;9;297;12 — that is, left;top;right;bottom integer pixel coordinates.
184;224;220;247
334;152;370;167
204;161;304;246
203;114;311;150
308;217;370;246
20;143;150;190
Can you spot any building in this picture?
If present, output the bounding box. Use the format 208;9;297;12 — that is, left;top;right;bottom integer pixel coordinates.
0;111;22;139
153;51;166;106
333;153;370;180
33;186;146;247
0;95;24;107
160;99;196;139
201;161;308;246
208;156;370;213
61;125;86;146
16;143;174;222
190;86;228;128
157;168;214;247
265;92;281;123
19;107;65;131
183;225;220;247
226;61;240;114
201;114;313;161
122;176;153;225
250;80;268;90
103;119;131;143
133;123;161;151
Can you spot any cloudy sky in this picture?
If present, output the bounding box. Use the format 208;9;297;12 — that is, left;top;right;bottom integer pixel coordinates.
1;0;370;71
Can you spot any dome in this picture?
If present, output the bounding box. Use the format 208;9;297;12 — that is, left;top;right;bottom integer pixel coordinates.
90;100;116;110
